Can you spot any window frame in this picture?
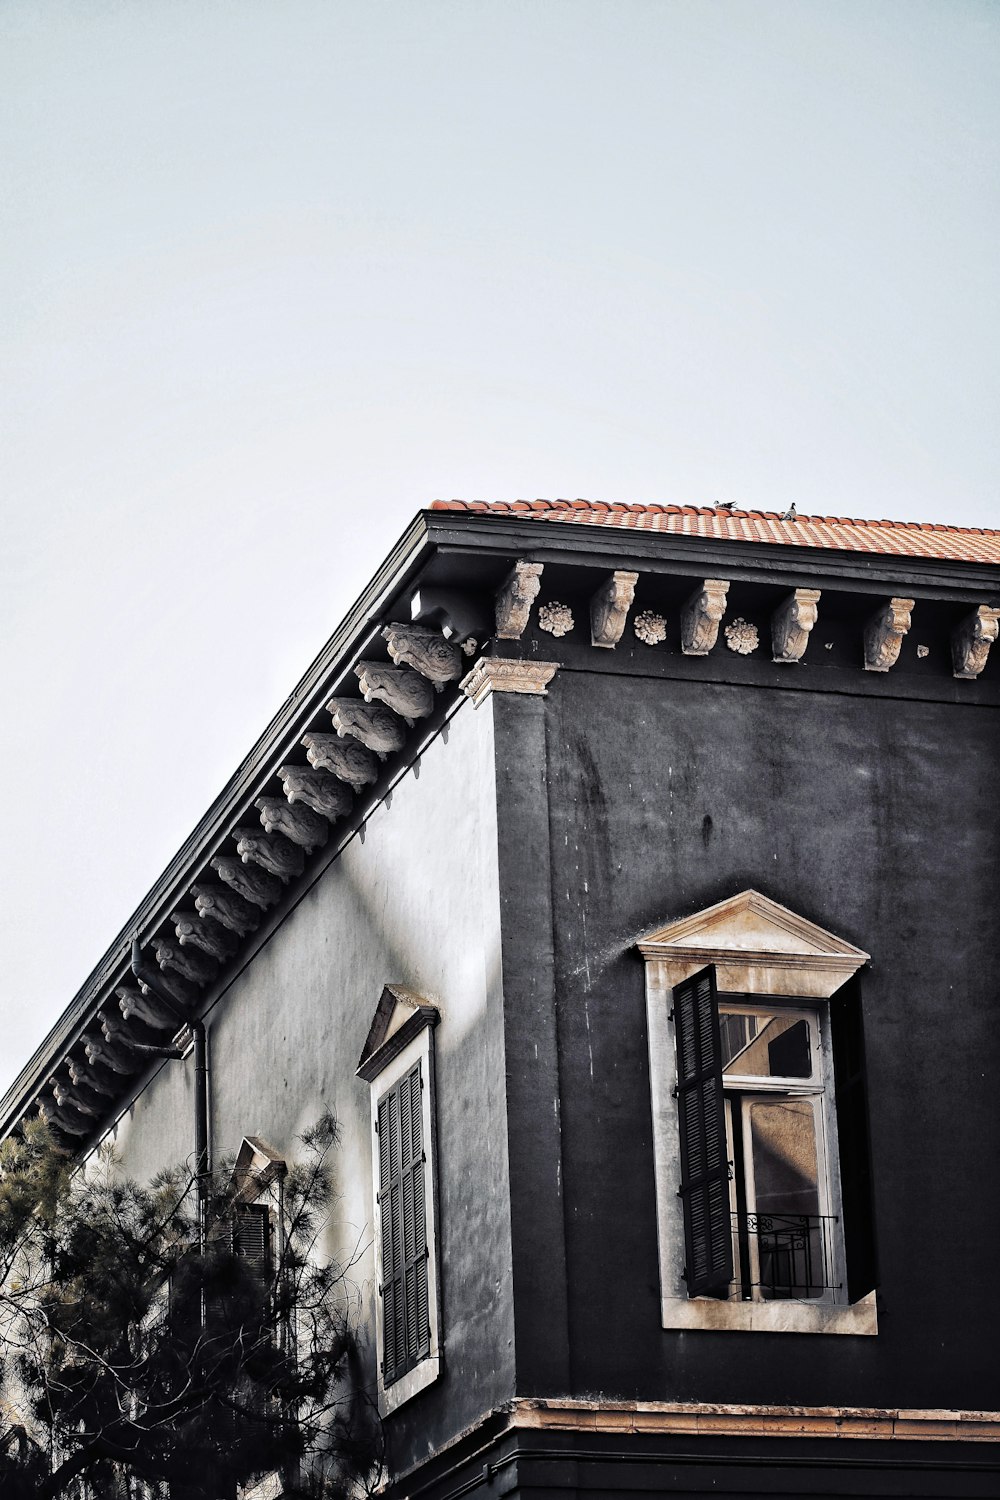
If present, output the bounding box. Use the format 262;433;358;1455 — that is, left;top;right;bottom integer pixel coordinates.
719;995;847;1306
640;890;877;1336
366;1018;443;1414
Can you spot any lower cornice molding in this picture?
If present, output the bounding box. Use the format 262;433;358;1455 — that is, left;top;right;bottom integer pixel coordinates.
459;657;558;707
512;1397;1000;1442
379;1396;1000;1497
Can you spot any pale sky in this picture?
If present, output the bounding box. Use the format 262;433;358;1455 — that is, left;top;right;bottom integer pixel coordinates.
2;0;998;1095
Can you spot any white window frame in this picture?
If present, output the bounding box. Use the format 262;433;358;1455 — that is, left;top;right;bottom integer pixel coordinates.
719;998;847;1307
368;1021;443;1414
641;890;877;1335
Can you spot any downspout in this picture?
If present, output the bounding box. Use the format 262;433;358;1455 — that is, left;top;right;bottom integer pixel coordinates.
130;938;210;1255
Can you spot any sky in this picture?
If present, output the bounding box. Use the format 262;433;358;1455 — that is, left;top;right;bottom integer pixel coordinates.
1;0;998;1096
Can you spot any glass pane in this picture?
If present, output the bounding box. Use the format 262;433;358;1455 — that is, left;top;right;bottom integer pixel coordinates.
720;1010;812;1078
748;1099;824;1298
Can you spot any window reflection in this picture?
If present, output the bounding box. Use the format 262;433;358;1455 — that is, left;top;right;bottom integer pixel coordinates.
720;1010;812;1079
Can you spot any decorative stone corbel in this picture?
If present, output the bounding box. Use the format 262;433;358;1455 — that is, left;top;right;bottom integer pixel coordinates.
254;796;328;851
153;937;217;986
681;580;730;655
192;882;260;935
52;1078;103;1117
355;661;436;724
326;699;407;758
234;829;305;883
772;588;822;663
591;571;639;648
459;658;559;708
171;912;239;962
68;1056;119;1095
38;1095;92;1135
83;1032;136;1075
277;765;352;822
301;732;379;792
211;855;283;909
101;1010;142;1049
864;598;914;672
496;561;543;639
382;623;464;688
951;605;1000;680
117;984;178;1030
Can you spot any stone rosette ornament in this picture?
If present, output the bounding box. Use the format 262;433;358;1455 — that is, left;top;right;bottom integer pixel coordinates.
634;610;667;646
538;602;574;637
724;617;759;655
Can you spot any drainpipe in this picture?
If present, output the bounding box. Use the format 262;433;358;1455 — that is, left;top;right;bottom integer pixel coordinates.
130;938;210;1254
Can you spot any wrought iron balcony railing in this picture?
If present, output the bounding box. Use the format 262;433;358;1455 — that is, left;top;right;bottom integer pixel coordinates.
731;1211;840;1300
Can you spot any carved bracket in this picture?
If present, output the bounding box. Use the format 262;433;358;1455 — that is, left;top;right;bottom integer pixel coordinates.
951;605;1000;680
153;937;216;986
38;1095;93;1135
681;580;730;655
591;571;638;648
460;658;559;708
52;1078;103;1117
496;561;543;639
278;765;353;821
117;984;178;1030
382;623;463;688
327;698;407;759
68;1056;119;1095
255;796;328;851
191;882;259;936
234;828;305;883
100;1010;141;1049
355;661;436;724
864;597;914;672
772;588;822;663
211;854;282;909
83;1033;136;1075
171;912;239;962
301;732;379;792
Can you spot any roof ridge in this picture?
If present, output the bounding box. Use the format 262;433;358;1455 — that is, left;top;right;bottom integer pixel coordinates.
429;499;999;538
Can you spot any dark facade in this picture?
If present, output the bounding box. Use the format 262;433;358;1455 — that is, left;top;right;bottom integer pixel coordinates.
4;503;999;1497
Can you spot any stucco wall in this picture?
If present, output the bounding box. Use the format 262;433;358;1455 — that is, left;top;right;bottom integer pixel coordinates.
112;695;515;1464
495;662;1000;1412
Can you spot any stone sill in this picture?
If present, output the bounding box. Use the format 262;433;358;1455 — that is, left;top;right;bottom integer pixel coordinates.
662;1290;878;1335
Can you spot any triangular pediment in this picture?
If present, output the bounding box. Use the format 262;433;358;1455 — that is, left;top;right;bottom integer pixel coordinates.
357;985;439;1082
231;1135;286;1200
639;890;869;968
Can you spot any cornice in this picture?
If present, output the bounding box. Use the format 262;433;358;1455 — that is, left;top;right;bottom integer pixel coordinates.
422;512;1000;600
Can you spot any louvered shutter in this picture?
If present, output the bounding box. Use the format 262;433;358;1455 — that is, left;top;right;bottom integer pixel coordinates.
673;965;733;1298
830;980;878;1302
377;1061;429;1383
232;1204;271;1285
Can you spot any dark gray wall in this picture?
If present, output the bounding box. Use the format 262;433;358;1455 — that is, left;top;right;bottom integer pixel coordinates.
494;662;1000;1412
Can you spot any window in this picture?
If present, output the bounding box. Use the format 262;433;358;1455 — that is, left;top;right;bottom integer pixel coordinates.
357;985;442;1413
377;1062;430;1384
642;890;878;1334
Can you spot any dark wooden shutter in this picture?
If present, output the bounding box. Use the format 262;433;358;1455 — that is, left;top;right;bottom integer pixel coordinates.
232;1204;271;1286
830;979;878;1302
377;1061;429;1383
673;965;733;1298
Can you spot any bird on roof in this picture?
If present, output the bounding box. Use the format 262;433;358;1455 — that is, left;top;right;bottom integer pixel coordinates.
781;503;798;520
716;500;738;511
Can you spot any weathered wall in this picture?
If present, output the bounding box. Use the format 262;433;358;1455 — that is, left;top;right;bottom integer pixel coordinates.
113;697;515;1464
494;661;1000;1412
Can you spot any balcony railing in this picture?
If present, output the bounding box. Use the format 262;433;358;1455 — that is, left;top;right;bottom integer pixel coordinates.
731;1212;840;1299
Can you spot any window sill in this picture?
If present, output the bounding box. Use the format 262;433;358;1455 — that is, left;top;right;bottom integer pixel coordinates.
381;1352;442;1415
662;1291;877;1335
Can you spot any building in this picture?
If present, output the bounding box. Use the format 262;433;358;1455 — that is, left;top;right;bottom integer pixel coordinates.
3;500;1000;1497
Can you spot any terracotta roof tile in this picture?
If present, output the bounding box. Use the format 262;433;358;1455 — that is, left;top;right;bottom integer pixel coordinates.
428;500;1000;566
